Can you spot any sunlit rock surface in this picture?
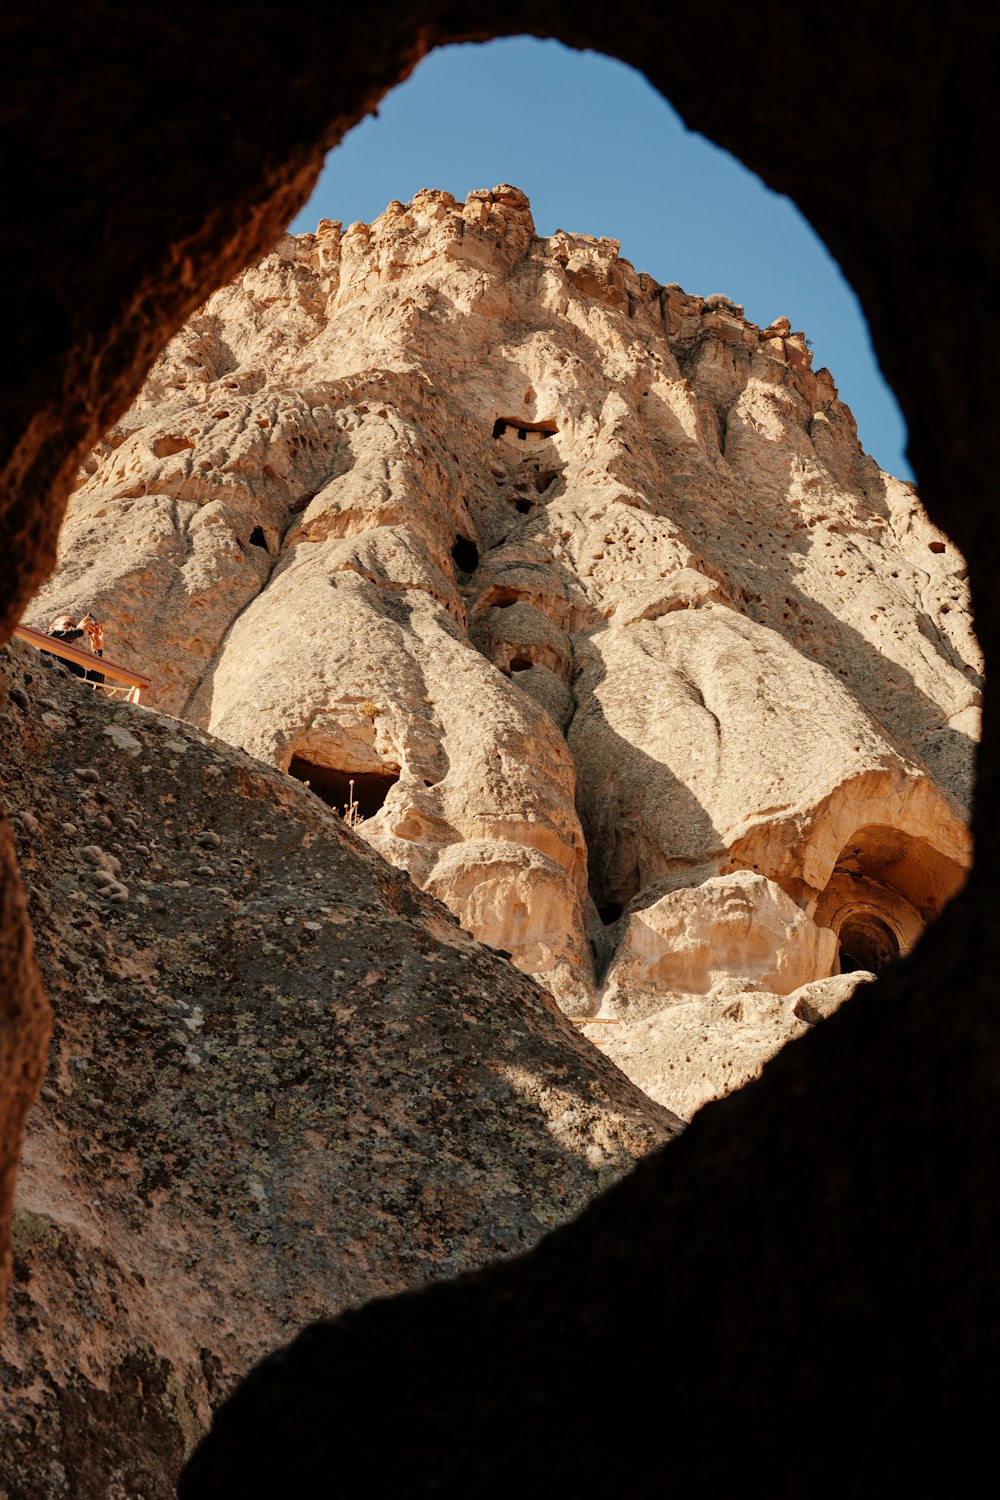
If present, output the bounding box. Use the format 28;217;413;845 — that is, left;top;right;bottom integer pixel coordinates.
30;186;978;1104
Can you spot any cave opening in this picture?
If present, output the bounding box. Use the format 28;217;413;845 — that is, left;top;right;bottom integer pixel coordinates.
452;536;480;574
3;19;991;1497
249;526;269;551
509;656;533;672
484;586;521;610
492;416;558;442
813;823;970;976
288;756;399;819
515;498;533;515
838;913;900;974
598;901;624;926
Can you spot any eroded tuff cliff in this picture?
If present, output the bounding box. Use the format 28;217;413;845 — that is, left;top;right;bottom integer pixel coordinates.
3;10;998;1496
0;641;674;1497
30;185;979;1116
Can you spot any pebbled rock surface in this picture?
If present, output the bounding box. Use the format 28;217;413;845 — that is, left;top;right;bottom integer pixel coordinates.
0;640;675;1499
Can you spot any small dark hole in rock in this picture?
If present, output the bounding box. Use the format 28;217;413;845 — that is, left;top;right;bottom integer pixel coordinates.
452;537;479;574
838;914;899;974
249;526;269;551
599;902;624;925
487;587;521;609
515;499;533;515
509;656;533;672
492;419;507;438
928;540;946;554
535;470;558;494
289;757;399;819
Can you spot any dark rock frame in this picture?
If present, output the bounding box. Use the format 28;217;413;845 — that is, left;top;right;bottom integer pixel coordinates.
0;4;997;1493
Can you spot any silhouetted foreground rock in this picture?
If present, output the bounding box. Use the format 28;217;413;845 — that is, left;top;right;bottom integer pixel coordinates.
2;2;999;1495
181;894;999;1496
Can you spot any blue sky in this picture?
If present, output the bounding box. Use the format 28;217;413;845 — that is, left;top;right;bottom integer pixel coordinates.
290;38;912;482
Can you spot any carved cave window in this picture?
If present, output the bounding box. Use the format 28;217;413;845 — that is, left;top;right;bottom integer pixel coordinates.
491;417;558;442
289;756;399;819
838;913;900;974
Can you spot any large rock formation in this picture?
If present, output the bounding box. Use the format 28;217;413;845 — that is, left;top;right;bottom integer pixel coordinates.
4;8;1000;1498
30;188;978;1116
0;640;674;1496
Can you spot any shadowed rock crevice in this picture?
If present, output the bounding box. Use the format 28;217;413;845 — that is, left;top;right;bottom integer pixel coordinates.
29;189;975;1032
289;756;400;818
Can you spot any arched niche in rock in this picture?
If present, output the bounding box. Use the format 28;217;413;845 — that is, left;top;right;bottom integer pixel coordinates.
813;822;969;974
836;909;901;975
288;754;400;819
826;822;967;921
728;771;973;919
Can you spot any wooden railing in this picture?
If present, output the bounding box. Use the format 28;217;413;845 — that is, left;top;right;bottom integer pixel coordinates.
13;624;151;704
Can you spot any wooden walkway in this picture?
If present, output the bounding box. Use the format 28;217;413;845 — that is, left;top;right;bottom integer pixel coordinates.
13;624;151;703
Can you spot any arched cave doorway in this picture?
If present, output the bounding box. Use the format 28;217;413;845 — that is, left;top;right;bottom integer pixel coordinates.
837;912;900;974
815;823;968;974
288;756;399;819
492;417;559;444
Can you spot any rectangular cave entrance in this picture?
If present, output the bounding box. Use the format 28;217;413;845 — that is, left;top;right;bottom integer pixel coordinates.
289;756;399;818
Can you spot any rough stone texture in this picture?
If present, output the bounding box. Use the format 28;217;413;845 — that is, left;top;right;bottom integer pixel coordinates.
585;970;875;1121
29;191;976;1040
0;641;675;1497
0;822;49;1322
2;5;1000;1497
603;871;839;1015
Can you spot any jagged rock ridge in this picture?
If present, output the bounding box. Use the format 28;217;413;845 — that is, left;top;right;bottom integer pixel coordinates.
30;185;979;1117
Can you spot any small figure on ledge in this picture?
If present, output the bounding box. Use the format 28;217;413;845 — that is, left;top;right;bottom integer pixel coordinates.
46;613;106;683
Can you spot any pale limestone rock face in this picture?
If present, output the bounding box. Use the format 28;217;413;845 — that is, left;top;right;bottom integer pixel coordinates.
422;840;593;1003
603;872;839;1019
569;605;970;914
0;640;675;1487
31;186;979;1056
